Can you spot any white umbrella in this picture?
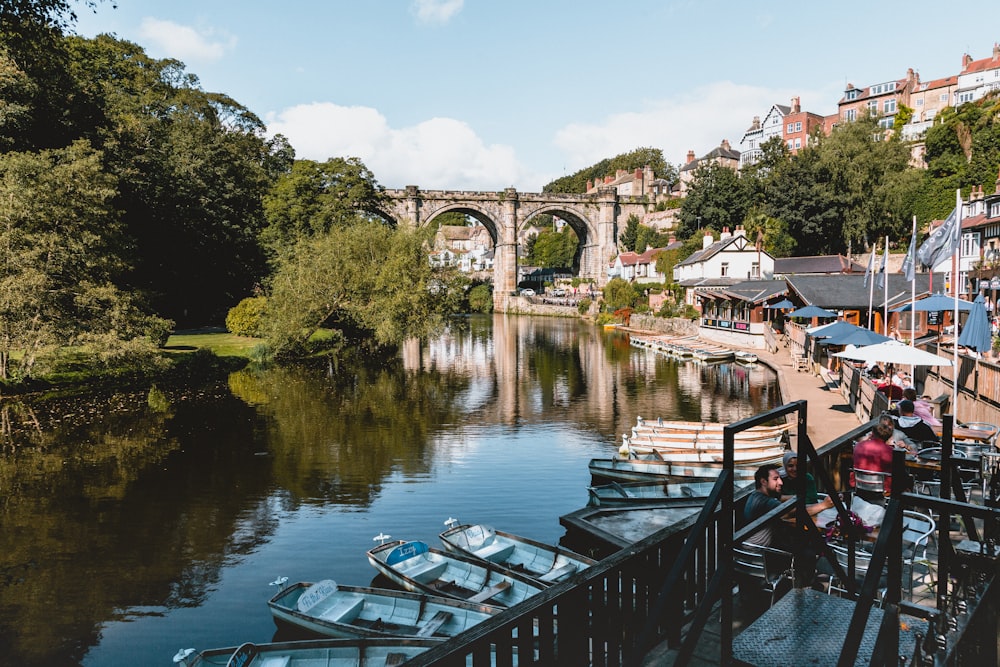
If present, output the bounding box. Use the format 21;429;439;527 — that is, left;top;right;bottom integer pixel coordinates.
832;340;953;367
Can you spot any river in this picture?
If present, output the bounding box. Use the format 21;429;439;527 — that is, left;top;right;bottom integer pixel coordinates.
0;315;778;666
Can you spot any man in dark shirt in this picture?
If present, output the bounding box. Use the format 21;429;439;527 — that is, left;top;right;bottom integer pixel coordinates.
744;464;785;547
895;399;939;446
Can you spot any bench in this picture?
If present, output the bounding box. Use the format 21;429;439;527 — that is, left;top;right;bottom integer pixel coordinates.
398;560;448;584
468;580;511;603
316;596;365;623
538;562;578;583
415;610;453;637
474;541;516;563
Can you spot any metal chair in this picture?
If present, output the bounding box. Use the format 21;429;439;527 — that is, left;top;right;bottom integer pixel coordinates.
901;510;936;599
734;543;795;608
826;543;886;605
852;468;890;496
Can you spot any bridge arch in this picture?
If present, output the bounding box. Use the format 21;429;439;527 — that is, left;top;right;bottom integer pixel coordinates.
383;186;649;311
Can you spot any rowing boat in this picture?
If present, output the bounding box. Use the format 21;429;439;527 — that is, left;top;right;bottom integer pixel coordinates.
367;539;546;608
267;579;501;640
625;444;787;464
176;638;442;667
587;480;721;507
633;417;792;438
734;351;758;364
628;428;785;445
588;454;765;483
439;520;596;585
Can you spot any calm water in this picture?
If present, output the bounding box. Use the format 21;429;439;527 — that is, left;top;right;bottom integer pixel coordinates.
0;315;778;666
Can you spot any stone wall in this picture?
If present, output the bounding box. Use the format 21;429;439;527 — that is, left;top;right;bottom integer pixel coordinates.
628;313;699;336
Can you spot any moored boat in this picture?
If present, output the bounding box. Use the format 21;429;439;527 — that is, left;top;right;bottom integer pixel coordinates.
734;350;758;364
588;453;763;483
587;479;721;507
175;638;442;667
625;443;787;464
439;520;596;585
633;417;792;438
267;579;501;640
367;538;546;608
560;503;703;553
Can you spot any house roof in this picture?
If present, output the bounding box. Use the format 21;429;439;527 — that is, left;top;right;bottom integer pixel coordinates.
675;234;764;267
699;279;787;304
678;277;743;288
773;255;867;275
784;274;944;310
961;50;1000;76
610;246;669;267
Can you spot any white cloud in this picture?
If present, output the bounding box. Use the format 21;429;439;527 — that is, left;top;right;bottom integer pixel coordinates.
411;0;464;24
553;81;839;170
266;102;533;191
137;18;236;62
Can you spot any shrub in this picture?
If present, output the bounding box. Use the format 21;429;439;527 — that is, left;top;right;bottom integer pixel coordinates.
226;296;267;337
144;316;174;348
468;284;493;313
577;297;592;315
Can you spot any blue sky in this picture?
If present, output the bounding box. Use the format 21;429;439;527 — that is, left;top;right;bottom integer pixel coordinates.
73;1;999;192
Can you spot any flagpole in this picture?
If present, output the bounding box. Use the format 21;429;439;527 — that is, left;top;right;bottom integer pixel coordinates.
952;188;962;416
882;235;889;335
868;240;876;329
910;215;917;348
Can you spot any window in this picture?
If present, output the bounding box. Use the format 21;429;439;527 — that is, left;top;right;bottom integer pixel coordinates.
883;99;896;113
846;89;858;100
720;262;729;277
845;108;857;121
787;122;794;133
959;91;975;103
751;262;760;278
787;140;794;149
962;232;980;258
868;100;878;113
795;121;802;132
916;98;924;106
878;117;894;129
940;93;949;102
794;138;802;149
870;82;897;95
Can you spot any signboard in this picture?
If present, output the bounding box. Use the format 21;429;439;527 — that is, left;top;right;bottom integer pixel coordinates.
991;276;1000;290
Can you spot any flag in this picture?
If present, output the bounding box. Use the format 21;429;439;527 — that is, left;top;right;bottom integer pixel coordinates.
901;225;917;282
916;189;962;269
875;243;888;289
864;244;876;288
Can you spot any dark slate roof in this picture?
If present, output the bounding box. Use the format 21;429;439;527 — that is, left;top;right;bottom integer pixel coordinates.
678;277;743;288
784;273;946;310
706;279;787;304
773;255;866;275
702;144;740;161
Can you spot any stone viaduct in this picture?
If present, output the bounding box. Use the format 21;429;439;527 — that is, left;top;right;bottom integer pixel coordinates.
381;185;653;311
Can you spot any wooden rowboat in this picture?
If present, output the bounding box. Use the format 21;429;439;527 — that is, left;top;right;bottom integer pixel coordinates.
628;428;785;444
734;351;758;364
267;579;501;640
633;418;792;437
439;520;596;585
587;480;720;507
367;539;546;608
625;434;783;451
625;443;786;464
588;455;765;483
177;638;442;667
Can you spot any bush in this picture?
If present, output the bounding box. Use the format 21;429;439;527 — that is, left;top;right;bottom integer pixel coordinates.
144;316;174;348
468;284;493;313
577;297;592;315
595;312;616;326
226;296;267;337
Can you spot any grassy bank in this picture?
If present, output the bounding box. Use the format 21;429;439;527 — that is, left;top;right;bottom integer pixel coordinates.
164;329;261;359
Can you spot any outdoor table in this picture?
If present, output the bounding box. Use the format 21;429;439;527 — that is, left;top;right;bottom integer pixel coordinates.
732;588;925;666
931;425;996;443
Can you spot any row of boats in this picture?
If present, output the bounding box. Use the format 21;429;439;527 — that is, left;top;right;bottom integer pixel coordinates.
174;519;597;666
629;334;758;365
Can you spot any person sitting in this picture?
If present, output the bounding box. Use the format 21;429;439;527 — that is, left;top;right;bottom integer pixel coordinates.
903;387;941;427
877;413;915;454
896;399;939;446
780;450;818;503
851;422;896;505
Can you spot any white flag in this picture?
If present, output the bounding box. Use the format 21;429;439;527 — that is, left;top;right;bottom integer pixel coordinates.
917;189;962;269
875;244;888;289
863;245;876;288
901;226;917;282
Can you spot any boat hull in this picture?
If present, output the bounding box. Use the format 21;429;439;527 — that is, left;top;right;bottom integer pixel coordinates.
587;480;725;507
588;457;764;483
187;637;442;667
267;580;501;640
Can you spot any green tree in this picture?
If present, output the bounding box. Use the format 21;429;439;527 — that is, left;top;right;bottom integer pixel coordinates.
602;278;638;311
678;162;748;237
467;284;493;313
262;157;389;252
543;147;674;194
619;215;640;251
262;220;450;357
529;227;578;268
0;140;167;381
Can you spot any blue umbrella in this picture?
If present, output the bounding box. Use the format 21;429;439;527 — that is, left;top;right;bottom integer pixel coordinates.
818;326;893;347
958;293;993;353
891;293;975;312
764;298;795;310
787;305;837;319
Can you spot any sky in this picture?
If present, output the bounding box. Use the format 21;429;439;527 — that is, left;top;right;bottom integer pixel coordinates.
72;0;1000;192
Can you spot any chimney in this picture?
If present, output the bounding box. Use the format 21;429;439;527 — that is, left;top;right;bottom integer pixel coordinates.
686;150;696;164
791;97;800;113
703;230;714;249
720;226;732;240
721;139;731;151
586;179;592;191
751;115;761;130
668;235;676;245
733;225;746;238
605;175;613;184
962;54;973;70
994;43;1000;60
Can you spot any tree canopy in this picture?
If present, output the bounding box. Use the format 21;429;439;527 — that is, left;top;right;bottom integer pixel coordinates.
543;147;675;194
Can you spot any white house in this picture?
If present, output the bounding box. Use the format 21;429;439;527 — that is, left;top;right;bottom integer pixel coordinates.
956;45;1000;106
674;226;775;309
608;246;672;284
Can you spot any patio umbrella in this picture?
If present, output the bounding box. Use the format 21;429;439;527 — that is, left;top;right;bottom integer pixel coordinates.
765;298;795;310
818;327;893;347
832;340;953;367
957;293;993;353
891;293;975;313
787;305;837;319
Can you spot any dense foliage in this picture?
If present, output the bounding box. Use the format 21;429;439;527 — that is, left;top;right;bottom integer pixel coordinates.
524;226;579;268
543;147;676;194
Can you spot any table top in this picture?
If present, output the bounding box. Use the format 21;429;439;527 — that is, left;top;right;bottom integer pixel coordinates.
931;425;997;442
732;588;925;667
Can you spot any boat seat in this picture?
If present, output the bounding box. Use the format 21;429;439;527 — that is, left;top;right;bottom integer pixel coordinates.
317;596;365;623
475;542;516;562
259;658;291;667
397;560;448;584
468;580;511;603
538;562;578;583
415;610;452;637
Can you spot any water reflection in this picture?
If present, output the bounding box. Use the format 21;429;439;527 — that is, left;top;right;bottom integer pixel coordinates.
0;316;779;666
